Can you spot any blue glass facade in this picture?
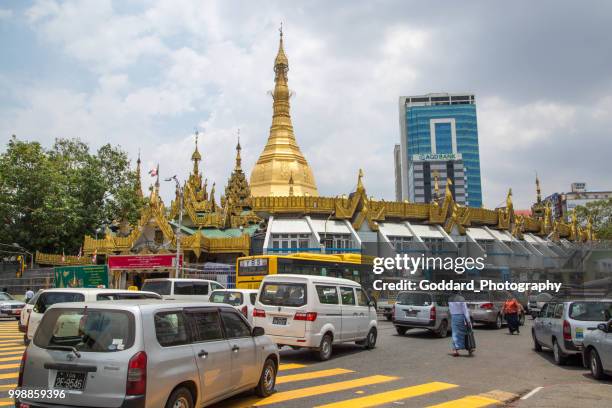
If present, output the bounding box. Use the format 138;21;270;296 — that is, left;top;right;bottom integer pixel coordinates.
404;102;482;207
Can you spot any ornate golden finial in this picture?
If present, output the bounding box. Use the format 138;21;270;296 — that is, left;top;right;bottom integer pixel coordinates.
433;171;440;201
535;173;541;204
288;172;294;196
154;163;160;191
445;177;453;199
235;129;242;170
357;168;364;191
210;182;216;210
192;129;202;174
506;188;513;209
135;149;143;198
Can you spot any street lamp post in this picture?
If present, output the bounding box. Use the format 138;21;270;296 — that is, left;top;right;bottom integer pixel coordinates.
166;176;184;278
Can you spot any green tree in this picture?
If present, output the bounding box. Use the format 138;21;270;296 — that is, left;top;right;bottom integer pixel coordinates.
0;136;143;255
574;198;612;240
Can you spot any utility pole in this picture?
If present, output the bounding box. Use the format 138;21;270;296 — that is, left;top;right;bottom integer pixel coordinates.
166;176;183;278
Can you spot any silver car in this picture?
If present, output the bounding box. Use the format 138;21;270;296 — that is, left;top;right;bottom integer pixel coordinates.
582;319;612;380
393;291;451;337
464;290;525;329
17;300;279;408
0;292;25;320
532;299;612;365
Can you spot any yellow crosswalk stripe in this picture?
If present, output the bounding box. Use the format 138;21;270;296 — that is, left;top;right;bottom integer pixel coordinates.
0;356;21;362
0;351;23;357
277;368;354;384
253;375;398;406
0;372;18;380
426;395;500;408
0;383;17;389
0;400;14;407
0;363;19;370
278;363;307;371
315;382;459;408
0;347;24;352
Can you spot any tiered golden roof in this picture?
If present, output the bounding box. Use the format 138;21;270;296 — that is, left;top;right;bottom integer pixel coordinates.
250;28;318;197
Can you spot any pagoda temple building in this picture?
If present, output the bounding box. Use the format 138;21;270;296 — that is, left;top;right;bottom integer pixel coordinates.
35;29;597;286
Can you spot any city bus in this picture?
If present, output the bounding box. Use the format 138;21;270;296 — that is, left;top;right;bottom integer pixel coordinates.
235;253;373;290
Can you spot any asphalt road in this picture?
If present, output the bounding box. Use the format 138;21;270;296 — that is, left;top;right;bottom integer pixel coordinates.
1;318;610;407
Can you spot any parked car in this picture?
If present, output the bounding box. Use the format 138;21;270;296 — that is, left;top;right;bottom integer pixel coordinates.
532;299;612;365
24;288;161;344
141;278;225;301
253;274;377;361
0;292;26;320
582;318;612;379
16;300;279;408
528;292;553;317
19;289;42;334
209;289;258;324
376;300;393;321
464;290;525;329
392;291;451;337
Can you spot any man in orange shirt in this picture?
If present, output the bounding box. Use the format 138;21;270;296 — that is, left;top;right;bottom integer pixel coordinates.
503;294;525;334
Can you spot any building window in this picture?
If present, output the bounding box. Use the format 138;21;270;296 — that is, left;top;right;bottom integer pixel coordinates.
388;236;413;252
270;234;311;254
321;234;354;253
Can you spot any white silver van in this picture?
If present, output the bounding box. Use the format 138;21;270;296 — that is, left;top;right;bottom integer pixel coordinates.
253;274;378;361
141;278;225;301
17;300;279;408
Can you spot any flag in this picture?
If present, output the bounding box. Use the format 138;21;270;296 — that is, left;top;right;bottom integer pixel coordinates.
77;246;82;259
149;168;157;177
92;249;97;264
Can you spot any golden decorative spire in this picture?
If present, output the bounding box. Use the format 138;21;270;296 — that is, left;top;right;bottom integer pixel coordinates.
288;172;294;196
249;27;318;197
192;130;202;176
224;131;251;207
235;130;242;170
535;173;541;203
135;150;143;198
433;170;440;201
357;168;364;191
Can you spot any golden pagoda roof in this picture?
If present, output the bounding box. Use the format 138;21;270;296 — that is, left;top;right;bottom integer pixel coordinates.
250;28;318;197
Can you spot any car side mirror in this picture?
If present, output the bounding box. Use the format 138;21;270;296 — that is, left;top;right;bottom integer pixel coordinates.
597;323;608;333
252;326;265;337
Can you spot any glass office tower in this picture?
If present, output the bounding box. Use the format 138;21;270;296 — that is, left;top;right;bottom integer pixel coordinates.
398;93;483;207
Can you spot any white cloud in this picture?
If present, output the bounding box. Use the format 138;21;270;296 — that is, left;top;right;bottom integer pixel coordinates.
0;8;13;20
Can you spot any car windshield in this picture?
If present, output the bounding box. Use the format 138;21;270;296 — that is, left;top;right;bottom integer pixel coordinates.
260;283;306;307
34;308;135;353
141;281;171;296
209;291;243;306
396;292;432;306
0;293;15;301
569;301;612;321
96;292;162;300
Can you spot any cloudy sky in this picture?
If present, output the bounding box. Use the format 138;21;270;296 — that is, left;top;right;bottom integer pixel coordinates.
1;0;611;209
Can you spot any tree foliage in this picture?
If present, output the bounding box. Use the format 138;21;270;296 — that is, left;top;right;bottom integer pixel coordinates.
574;198;612;240
0;136;143;254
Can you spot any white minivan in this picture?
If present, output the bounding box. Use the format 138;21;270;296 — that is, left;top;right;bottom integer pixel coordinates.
141;278;225;301
253;274;378;360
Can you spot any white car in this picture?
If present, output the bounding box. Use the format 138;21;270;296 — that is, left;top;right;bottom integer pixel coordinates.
19;290;43;341
209;289;258;324
24;288;161;344
583;319;612;380
141;278;225;301
253;274;378;361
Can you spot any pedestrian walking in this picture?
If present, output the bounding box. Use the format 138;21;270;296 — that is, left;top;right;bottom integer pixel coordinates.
24;287;34;302
449;294;474;356
503;294;524;334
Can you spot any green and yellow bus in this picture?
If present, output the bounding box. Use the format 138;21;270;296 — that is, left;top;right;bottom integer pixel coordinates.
235;253;372;290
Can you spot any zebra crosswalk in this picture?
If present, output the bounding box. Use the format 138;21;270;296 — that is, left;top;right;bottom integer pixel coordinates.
0;320;517;408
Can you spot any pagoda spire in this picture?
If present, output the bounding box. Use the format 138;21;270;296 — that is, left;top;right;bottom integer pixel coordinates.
535;173;542;204
135;150;143;198
192;130;202;176
249;26;318;197
235;129;242;170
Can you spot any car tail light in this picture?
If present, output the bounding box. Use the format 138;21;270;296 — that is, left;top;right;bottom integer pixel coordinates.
241;305;248;317
480;303;494;310
294;312;317;321
563;320;572;341
126;351;147;396
17;349;27;387
253;308;266;318
429;306;436;321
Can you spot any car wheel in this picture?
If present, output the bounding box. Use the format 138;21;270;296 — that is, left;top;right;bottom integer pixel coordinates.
493;314;503;329
395;326;407;336
317;334;333;361
365;328;377;349
436;320;449;338
589;348;605;380
552;339;566;365
532;329;542;351
255;358;277;397
165;387;193;408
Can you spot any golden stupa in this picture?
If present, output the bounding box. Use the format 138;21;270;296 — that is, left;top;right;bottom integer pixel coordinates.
249;28;319;197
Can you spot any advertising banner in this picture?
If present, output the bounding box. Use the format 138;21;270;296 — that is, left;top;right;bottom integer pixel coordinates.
107;254;183;270
54;265;109;288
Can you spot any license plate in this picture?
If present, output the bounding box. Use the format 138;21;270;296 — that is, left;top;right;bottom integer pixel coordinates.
405;310;418;316
54;371;86;390
272;317;287;325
